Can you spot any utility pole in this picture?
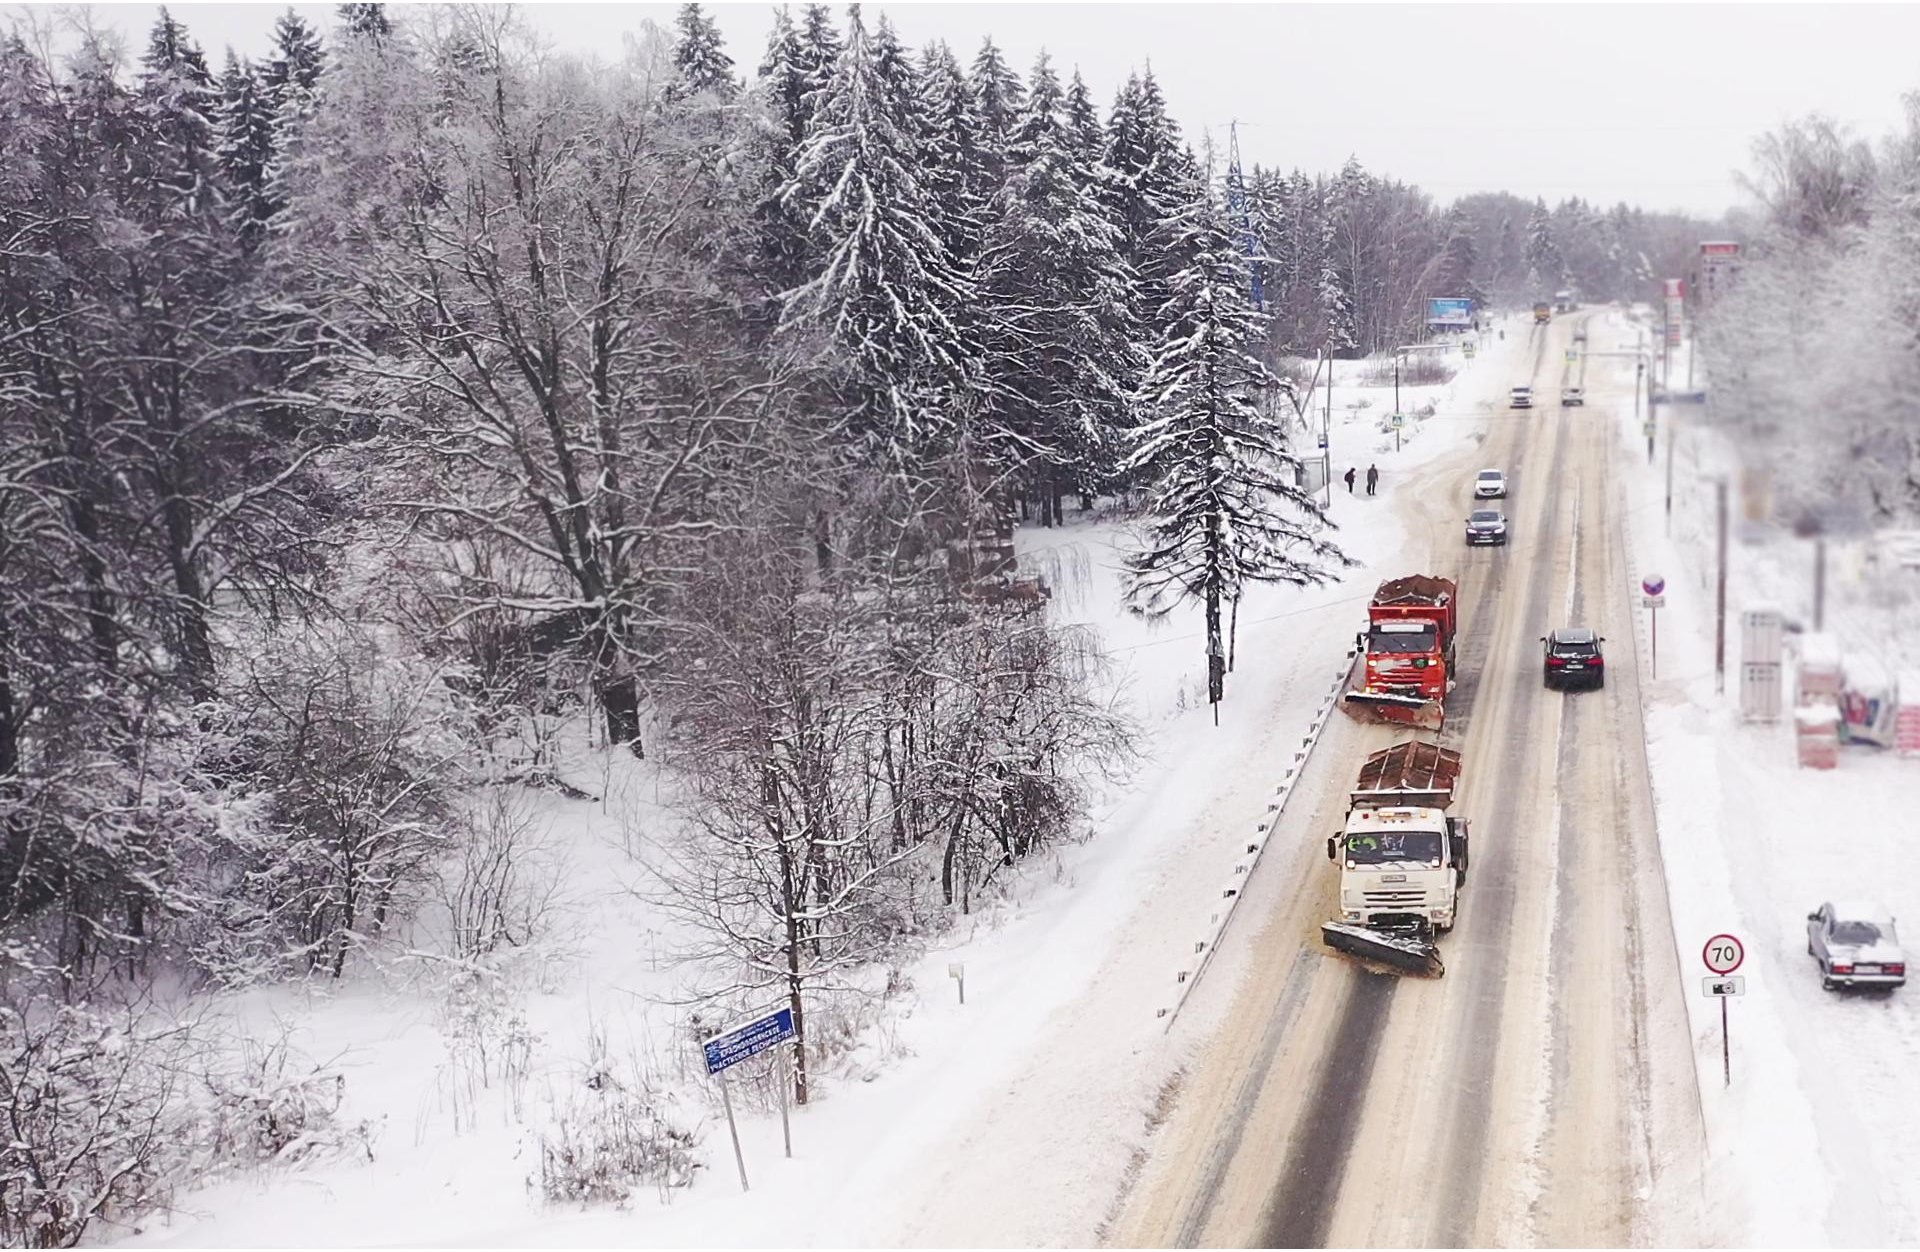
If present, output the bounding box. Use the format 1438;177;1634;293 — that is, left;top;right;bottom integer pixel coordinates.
1715;479;1728;694
1665;407;1676;535
1814;536;1827;630
1323;339;1333;507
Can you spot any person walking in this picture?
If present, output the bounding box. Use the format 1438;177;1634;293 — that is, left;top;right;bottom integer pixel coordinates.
1344;466;1357;494
1366;464;1379;495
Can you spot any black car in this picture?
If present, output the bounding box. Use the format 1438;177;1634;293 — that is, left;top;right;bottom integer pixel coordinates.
1541;627;1604;689
1465;509;1508;546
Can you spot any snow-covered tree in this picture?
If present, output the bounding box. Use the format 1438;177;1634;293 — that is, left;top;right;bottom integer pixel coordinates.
260;8;324;111
978;51;1138;519
915;40;986;281
782;4;972;458
336;3;391;40
751;7;815;301
1123;170;1348;711
1105;68;1192;345
214;52;276;247
670;2;736;100
968;35;1024;190
1523;197;1563;294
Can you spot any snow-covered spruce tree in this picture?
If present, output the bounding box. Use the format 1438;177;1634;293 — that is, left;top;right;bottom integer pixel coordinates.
336;3;392;41
214;53;277;250
967;36;1025;193
1124;170;1349;714
1523;197;1563;295
1317;204;1358;355
669;2;736;100
1418;202;1486;312
259;8;325;223
915;41;988;294
1105;68;1194;339
781;3;973;461
977;51;1139;523
750;7;815;304
260;8;325;109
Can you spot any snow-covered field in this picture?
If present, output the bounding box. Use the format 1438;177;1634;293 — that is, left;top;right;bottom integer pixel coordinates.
1611;309;1920;1247
122;332;1514;1248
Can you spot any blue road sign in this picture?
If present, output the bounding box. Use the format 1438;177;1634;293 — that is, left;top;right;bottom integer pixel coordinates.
702;1006;796;1076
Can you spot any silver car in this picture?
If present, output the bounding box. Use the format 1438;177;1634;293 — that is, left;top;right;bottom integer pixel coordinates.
1807;901;1906;990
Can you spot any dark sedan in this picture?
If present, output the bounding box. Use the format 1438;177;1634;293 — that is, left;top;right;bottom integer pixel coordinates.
1465;509;1508;546
1542;627;1604;689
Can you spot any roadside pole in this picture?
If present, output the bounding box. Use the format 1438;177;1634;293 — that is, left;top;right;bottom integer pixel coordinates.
1814;536;1827;630
1703;935;1746;1088
1715;480;1729;694
718;1074;749;1192
1323;340;1333;507
1664;409;1676;535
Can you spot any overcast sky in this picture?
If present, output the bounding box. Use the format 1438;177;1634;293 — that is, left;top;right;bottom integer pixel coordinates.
66;3;1920;218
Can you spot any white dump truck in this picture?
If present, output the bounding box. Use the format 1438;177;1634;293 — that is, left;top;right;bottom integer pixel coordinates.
1321;740;1469;977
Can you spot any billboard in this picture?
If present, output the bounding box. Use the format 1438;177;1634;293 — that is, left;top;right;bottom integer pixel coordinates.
1426;297;1473;327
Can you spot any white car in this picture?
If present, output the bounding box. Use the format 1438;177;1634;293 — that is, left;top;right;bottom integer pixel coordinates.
1807;901;1906;990
1509;386;1532;409
1561;386;1584;406
1474;469;1507;499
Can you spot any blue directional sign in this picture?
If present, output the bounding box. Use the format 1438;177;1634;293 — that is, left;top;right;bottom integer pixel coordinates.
702;1006;796;1076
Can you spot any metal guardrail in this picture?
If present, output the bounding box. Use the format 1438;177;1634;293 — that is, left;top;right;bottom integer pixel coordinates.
1157;640;1362;1027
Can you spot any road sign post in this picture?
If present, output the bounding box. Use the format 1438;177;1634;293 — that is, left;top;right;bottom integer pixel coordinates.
1702;933;1745;1088
1642;575;1666;679
702;1005;800;1190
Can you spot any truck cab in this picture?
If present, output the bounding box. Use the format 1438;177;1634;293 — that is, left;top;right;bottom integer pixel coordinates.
1328;808;1469;933
1363;620;1445;698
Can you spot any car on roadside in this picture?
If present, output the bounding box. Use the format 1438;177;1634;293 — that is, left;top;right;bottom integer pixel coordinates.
1541;627;1604;689
1474;468;1507;499
1510;386;1533;409
1464;508;1508;546
1807;902;1906;991
1561;386;1585;407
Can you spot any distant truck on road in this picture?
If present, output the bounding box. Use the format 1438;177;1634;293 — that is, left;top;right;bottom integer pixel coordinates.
1322;740;1470;977
1533;301;1551;324
1342;575;1459;731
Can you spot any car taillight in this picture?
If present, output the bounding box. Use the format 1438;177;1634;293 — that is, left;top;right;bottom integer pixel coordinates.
1831;963;1854;974
1887;964;1906;976
1591;656;1604;666
1547;657;1565;667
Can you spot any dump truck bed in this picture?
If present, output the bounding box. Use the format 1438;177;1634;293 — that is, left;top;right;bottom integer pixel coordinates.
1349;740;1461;809
1371;574;1456;610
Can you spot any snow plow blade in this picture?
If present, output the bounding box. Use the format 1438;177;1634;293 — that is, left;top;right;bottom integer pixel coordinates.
1320;922;1445;977
1340;689;1446;732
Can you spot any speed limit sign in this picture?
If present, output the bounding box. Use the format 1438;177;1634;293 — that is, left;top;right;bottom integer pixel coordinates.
1703;933;1745;975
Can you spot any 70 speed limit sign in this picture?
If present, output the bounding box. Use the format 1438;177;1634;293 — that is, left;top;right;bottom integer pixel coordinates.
1703;933;1745;975
1703;933;1745;1088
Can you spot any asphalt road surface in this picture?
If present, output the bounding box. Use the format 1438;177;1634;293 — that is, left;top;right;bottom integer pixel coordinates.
1110;313;1706;1248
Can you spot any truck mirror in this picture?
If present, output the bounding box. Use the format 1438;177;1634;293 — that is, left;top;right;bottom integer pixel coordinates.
1326;835;1338;862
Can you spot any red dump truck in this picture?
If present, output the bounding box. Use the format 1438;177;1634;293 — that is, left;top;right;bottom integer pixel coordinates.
1341;575;1459;731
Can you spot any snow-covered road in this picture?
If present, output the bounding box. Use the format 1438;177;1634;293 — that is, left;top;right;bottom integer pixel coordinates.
1109;310;1706;1246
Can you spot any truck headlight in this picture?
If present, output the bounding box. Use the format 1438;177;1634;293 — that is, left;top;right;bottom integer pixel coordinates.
1430;909;1449;920
1344;910;1363;921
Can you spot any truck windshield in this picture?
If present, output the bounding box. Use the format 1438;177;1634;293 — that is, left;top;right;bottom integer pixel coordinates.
1345;831;1442;866
1369;627;1436;654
